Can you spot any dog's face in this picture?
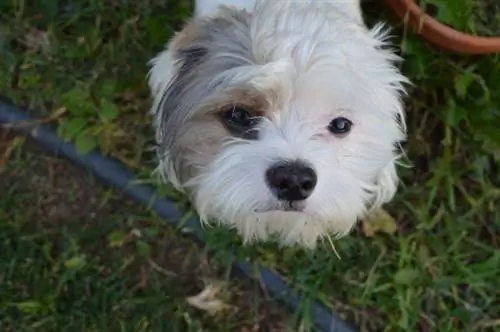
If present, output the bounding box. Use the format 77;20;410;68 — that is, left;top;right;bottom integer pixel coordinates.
148;1;407;247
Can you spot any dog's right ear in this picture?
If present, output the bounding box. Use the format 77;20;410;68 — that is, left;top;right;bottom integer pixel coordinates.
148;21;206;99
147;21;208;189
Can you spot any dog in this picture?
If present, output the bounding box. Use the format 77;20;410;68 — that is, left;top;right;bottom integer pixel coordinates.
148;0;408;248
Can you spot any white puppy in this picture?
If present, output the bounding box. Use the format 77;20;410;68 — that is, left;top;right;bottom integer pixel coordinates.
148;0;407;248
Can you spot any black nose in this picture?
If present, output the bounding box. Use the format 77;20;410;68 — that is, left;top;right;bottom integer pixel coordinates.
266;161;317;201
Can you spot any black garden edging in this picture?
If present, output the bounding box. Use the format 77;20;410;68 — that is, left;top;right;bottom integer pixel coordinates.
0;98;356;332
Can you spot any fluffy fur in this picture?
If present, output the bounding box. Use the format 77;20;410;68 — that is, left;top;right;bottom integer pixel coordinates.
148;0;408;248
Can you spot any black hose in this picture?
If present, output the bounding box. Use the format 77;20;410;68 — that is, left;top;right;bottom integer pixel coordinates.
0;98;357;332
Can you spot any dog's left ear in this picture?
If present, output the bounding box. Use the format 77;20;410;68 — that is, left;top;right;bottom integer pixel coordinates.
372;159;399;209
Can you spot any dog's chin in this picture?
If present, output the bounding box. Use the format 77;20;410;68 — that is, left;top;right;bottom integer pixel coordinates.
256;209;306;217
229;208;329;248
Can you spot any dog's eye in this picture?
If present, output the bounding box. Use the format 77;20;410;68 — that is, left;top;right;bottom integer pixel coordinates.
219;106;261;139
226;107;255;126
328;117;352;136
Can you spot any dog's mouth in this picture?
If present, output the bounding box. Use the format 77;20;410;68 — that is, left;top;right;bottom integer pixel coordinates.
284;201;304;212
257;201;306;213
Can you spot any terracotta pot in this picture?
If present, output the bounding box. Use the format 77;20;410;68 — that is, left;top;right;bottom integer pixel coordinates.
384;0;500;54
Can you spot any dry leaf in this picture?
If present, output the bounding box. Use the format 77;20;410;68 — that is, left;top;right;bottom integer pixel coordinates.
361;208;397;237
186;283;229;315
0;136;25;170
25;29;51;55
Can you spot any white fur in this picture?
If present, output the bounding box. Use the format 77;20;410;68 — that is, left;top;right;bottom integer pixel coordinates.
195;0;255;17
195;0;363;22
148;0;408;248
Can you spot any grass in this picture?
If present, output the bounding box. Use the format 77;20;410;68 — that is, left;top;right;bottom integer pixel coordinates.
1;0;499;331
422;0;500;36
0;141;291;331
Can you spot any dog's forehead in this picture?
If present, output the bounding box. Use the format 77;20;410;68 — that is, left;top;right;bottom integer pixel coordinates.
166;3;405;125
184;9;350;104
188;4;368;72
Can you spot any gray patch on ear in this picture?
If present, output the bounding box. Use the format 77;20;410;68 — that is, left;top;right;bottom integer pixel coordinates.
153;8;255;182
178;46;209;75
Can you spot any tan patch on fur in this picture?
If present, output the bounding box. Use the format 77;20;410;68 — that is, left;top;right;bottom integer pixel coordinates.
173;87;276;182
201;88;276;118
170;20;200;54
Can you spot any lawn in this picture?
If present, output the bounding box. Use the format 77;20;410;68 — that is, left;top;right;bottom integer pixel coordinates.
1;0;499;331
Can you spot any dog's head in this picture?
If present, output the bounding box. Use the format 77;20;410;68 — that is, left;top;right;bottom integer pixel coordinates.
148;1;407;247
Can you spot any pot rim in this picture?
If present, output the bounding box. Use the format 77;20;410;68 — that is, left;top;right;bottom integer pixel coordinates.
384;0;500;54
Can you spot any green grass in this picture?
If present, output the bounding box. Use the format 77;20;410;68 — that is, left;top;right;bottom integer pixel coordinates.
1;0;499;331
422;0;500;36
0;146;291;331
